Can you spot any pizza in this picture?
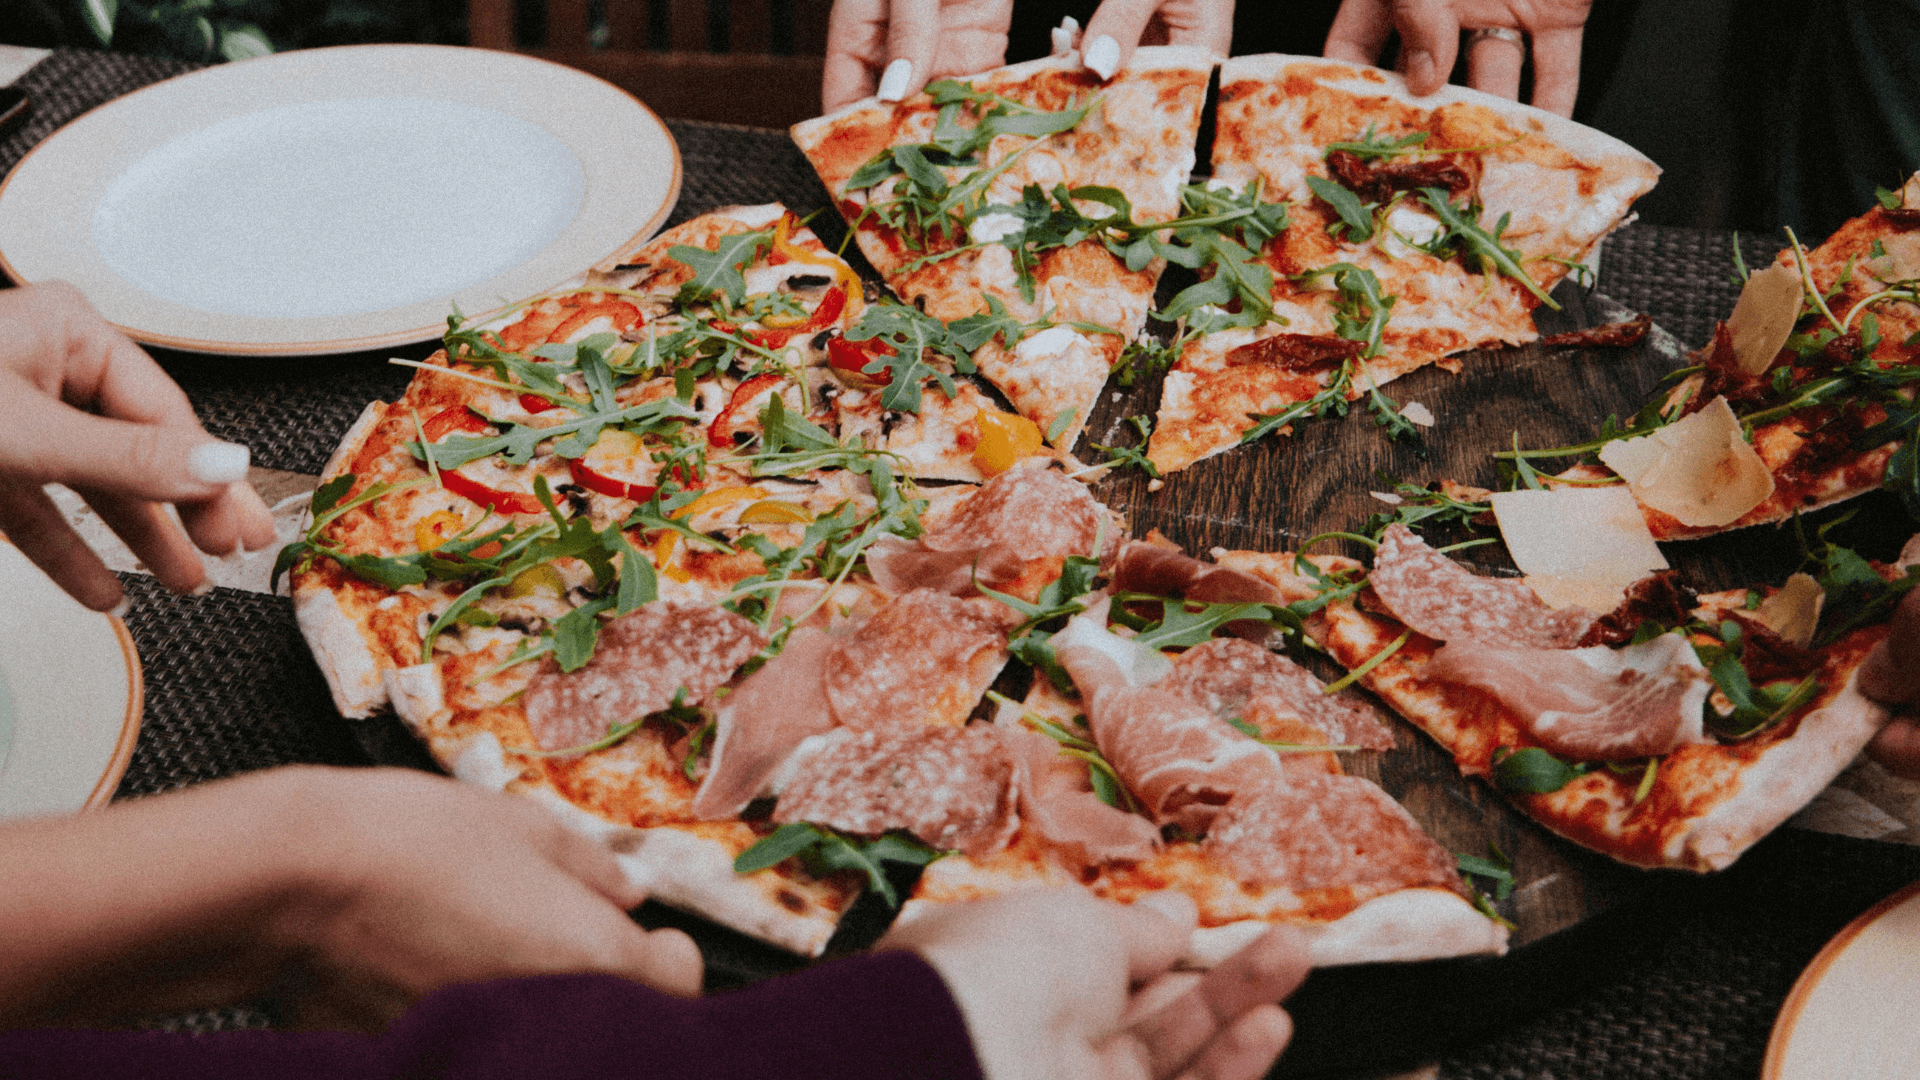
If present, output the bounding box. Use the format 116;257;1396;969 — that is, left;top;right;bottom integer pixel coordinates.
1146;55;1660;474
1306;521;1908;871
286;200;1524;965
792;46;1215;452
1531;170;1920;539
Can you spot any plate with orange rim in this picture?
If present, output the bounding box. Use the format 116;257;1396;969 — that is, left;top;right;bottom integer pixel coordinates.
1764;881;1920;1079
0;44;680;356
0;541;141;818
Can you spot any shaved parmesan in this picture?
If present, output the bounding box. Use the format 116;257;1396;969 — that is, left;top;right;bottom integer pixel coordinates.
1725;263;1802;375
1489;486;1667;611
1866;233;1920;285
1400;401;1435;427
1597;396;1775;528
1752;572;1825;649
1370;491;1404;505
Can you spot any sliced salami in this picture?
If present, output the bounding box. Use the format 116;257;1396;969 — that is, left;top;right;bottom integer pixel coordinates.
1204;773;1465;894
1164;637;1395;751
1370;524;1593;649
523;601;765;751
823;589;1010;729
919;461;1103;558
773;725;1019;855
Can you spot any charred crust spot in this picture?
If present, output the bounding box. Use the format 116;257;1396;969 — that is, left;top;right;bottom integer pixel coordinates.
776;888;810;914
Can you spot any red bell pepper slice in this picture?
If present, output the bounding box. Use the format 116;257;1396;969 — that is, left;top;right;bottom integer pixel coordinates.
826;335;895;384
438;468;546;516
709;373;788;448
422;405;489;441
566;456;659;503
519;393;558;414
749;285;847;350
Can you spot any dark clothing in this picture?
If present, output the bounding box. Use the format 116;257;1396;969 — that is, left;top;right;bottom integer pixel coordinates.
0;950;985;1080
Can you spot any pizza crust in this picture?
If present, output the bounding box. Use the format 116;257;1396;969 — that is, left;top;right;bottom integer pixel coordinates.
1186;887;1507;968
294;584;388;718
1680;670;1890;870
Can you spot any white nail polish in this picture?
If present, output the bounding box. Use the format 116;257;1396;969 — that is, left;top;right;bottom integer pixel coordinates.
108;597;132;620
190;580;215;597
1050;16;1081;55
876;58;913;102
188;441;251;485
1085;35;1120;80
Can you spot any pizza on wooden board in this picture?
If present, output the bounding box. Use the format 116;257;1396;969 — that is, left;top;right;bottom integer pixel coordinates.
791;46;1215;452
1525;171;1920;539
1146;55;1661;475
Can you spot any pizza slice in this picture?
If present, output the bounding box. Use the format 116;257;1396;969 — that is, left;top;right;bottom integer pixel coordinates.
1522;170;1920;539
1147;54;1660;474
1308;520;1909;871
896;540;1509;968
792;46;1215;450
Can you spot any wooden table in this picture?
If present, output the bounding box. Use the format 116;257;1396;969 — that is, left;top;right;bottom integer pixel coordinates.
6;45;1920;1080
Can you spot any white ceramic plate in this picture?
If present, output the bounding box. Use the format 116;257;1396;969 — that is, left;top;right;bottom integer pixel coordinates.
1765;881;1920;1079
0;542;141;818
0;44;680;355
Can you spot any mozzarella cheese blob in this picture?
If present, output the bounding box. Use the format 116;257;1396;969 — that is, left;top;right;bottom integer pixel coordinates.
1597;395;1775;528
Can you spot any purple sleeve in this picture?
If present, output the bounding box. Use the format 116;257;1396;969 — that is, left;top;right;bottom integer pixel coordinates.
0;950;986;1080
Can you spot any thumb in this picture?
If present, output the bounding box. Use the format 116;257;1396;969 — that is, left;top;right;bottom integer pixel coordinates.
612;925;705;998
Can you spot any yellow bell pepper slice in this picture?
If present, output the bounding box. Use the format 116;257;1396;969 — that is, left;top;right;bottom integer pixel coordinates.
670;485;768;521
772;214;863;321
972;410;1045;477
737;499;814;525
413;509;466;553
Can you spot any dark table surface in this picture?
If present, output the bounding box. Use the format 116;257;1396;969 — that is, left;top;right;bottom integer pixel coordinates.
6;46;1920;1080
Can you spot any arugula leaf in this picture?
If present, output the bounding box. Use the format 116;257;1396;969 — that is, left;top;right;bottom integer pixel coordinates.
1325;126;1429;161
1490;746;1590;794
733;824;943;907
1456;843;1516;901
414;398;697;469
1416;189;1558;309
670;228;774;308
1113;595;1281;651
552;597;616;672
1092;414;1161;478
1306;175;1376;243
1360;480;1492;541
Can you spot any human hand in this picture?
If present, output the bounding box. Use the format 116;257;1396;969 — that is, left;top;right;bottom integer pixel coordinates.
820;0;1232;113
1323;0;1593;117
0;766;703;1028
1865;588;1920;778
277;767;705;1029
881;888;1308;1080
0;281;274;611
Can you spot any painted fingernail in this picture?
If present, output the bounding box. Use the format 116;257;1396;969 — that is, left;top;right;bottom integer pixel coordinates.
1085;35;1120;80
1059;15;1080;32
1050;15;1081;54
188;441;251;485
877;58;913;102
190;579;215;597
108;597;132;620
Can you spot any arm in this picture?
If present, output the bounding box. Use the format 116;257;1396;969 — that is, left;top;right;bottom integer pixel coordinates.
0;281;276;612
1323;0;1592;117
0;766;701;1030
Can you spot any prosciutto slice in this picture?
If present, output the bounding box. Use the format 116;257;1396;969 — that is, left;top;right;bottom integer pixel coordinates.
995;721;1159;867
691;627;837;820
1424;632;1714;761
1370;524;1594;648
1205;772;1466;894
772;725;1019;856
865;463;1104;596
1164;637;1396;752
522;601;765;751
1053;604;1280;831
1110;541;1279;605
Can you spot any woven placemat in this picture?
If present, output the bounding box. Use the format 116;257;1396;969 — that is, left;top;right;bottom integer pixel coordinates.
1599;225;1786;351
